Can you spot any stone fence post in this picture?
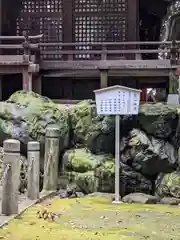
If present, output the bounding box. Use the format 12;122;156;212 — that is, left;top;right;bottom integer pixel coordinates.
27;141;40;200
2;139;20;215
43;127;60;191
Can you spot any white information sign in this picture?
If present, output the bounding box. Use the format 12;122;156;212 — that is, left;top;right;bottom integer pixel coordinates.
94;85;141;116
94;85;141;204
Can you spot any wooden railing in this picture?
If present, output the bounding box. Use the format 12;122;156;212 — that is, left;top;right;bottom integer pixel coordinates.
0;35;180;66
40;40;180;62
0;33;42;64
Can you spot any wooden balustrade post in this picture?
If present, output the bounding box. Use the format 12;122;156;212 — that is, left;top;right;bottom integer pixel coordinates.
170;39;177;65
43;127;60;191
101;44;107;61
27;141;40;200
2;139;20;215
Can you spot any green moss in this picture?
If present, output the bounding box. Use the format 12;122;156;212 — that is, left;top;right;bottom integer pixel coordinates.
0;91;70;152
66;148;99;173
65;148;113;173
156;171;180;198
1;196;180;240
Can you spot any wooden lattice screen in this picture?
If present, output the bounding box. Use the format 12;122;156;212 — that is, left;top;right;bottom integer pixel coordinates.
74;0;128;59
16;0;63;60
15;0;136;60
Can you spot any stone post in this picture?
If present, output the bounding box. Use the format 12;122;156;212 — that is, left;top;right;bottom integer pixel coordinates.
2;139;20;215
43;127;60;191
27;141;40;200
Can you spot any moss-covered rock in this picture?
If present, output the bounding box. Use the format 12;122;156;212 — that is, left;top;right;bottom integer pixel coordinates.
138;103;178;139
69;101;136;154
63;149;152;196
156;171;180;198
95;160;152;196
0;91;70;158
63;148;111;173
66;171;98;194
69;100;96;144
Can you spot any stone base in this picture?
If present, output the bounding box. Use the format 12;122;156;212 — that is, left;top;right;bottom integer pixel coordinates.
167;94;179;104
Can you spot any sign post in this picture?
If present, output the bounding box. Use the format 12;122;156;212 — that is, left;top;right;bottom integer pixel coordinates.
94;85;141;203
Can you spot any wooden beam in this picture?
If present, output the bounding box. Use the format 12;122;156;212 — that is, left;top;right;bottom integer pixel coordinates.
100;70;108;88
41;60;172;70
43;69;170;78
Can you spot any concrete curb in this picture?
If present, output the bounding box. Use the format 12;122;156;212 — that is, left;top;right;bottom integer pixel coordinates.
0;190;57;228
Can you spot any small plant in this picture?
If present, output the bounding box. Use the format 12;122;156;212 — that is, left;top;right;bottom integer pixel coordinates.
36;209;57;222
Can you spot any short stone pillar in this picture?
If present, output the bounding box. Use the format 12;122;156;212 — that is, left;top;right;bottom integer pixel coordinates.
27;141;40;200
2;139;20;215
43;127;60;191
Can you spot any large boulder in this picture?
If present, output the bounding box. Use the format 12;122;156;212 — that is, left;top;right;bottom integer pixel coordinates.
156;171;180;198
121;129;178;177
138;103;178;139
0;91;70;158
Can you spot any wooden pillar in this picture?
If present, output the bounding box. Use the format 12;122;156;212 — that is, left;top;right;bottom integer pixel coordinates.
127;0;138;41
100;70;108;88
127;0;138;59
62;0;73;60
33;75;42;95
22;68;32;91
167;71;179;104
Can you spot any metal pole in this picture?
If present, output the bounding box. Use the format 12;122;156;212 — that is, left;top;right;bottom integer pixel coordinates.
113;114;121;204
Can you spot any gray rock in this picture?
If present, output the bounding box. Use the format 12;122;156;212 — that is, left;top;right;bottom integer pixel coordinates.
87;192;114;200
76;192;85;198
160;197;180;205
122;193;159;204
121;129;178;177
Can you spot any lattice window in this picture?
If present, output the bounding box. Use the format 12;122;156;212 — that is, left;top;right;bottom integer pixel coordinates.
74;0;128;59
74;15;127;59
74;0;127;12
16;0;63;60
21;0;62;13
